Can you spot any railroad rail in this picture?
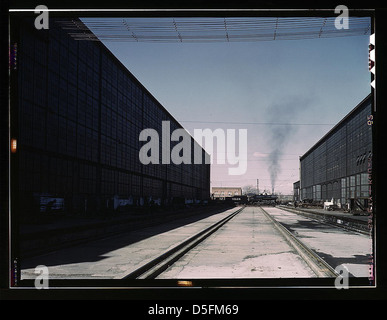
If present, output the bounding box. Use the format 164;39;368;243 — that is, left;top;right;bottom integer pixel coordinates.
259;207;338;278
123;205;339;279
123;206;245;279
277;205;370;235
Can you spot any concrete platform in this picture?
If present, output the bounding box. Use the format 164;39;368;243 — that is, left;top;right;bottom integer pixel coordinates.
19;205;234;257
264;207;373;278
20;207;238;280
20;205;372;281
157;206;316;279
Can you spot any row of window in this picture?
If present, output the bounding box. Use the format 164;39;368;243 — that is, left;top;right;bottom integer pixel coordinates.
18;150;209;196
300;99;372;189
17;170;209;199
17;19;210;207
21;72;179;147
301;172;370;202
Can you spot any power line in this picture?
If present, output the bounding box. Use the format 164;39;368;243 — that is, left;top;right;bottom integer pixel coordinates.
180;120;335;126
211;178;297;182
58;17;371;43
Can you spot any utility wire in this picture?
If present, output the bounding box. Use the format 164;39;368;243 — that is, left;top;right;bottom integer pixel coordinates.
58;17;371;43
179;120;335;126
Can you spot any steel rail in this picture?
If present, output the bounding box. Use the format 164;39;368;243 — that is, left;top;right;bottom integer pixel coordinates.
277;205;370;235
123;206;245;279
259;206;338;278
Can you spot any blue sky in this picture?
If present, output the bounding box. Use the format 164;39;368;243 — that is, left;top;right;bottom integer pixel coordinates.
83;17;371;194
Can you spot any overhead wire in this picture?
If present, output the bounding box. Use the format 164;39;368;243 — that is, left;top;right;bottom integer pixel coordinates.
57;17;371;43
179;120;336;126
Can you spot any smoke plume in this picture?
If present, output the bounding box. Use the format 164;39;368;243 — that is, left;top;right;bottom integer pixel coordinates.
265;96;309;193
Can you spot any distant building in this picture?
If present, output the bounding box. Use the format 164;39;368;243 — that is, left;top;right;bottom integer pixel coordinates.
212;187;242;199
297;94;372;211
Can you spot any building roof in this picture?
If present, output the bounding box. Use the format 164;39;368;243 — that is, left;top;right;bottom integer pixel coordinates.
212;187;241;189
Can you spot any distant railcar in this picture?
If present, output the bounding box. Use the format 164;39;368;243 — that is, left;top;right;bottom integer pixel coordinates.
220;196;248;205
250;194;278;202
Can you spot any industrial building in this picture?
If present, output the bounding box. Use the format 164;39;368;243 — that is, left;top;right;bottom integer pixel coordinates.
211;187;242;199
297;94;372;212
11;17;210;218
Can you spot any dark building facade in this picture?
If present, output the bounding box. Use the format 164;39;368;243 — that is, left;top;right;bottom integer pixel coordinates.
299;94;372;211
11;18;210;217
293;180;300;202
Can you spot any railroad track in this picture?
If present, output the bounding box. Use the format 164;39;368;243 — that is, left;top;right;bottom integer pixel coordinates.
259;207;338;278
123;206;245;279
123;205;338;280
277;205;370;235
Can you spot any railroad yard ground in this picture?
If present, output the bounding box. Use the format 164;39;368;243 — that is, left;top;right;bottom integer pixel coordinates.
20;205;372;281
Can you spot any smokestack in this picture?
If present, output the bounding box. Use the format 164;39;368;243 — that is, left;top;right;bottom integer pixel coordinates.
272;187;274;195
